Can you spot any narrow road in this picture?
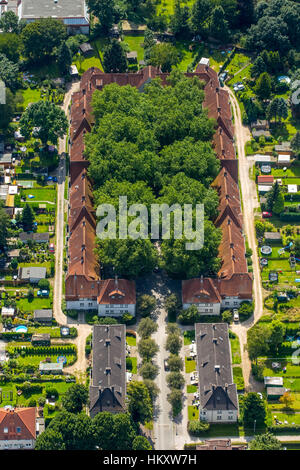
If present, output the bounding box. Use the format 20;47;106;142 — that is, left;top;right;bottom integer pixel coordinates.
225;86;264;391
53;81;92;376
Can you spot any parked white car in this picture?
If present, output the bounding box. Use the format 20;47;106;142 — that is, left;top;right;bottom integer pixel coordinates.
233;309;239;322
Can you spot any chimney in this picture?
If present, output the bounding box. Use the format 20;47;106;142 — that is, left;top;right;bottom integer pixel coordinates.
115;275;118;289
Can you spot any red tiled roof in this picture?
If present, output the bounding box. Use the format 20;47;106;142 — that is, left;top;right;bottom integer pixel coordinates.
67;64;250;304
212;168;243;229
217;216;248;279
257;175;274;184
182;277;221;304
0;408;36;441
98;279;136;305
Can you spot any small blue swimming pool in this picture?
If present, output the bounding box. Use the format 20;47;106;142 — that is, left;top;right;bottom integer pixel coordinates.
15;325;28;333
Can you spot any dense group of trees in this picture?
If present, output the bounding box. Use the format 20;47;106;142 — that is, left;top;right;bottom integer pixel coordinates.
247;319;286;363
245;0;300;53
88;71;221;279
35;383;152;450
86;0;256;41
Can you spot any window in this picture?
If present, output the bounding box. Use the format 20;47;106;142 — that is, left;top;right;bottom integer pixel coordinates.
225;302;230;305
228;415;233;420
217;415;222;420
80;303;84;307
4;427;8;433
16;427;21;433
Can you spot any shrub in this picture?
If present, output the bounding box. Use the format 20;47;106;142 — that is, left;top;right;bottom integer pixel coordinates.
188;420;210;436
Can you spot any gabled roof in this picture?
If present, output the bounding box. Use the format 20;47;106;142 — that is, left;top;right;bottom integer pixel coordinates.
89;324;126;418
195;323;238;412
182;277;221;305
217;216;247;279
0;407;36;441
98;279;136;305
212;168;243;229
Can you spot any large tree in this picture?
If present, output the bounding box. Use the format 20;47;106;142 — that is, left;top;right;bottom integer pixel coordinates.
86;0;117;33
0;203;10;249
0;53;19;91
191;0;214;35
127;381;153;424
0;33;21;62
92;412;137;450
21;18;67;62
247;324;271;364
61;384;89;414
149;43;180;73
249;432;282;451
242;392;266;430
0;10;19;33
103;39;127;73
19;100;68;147
21;204;35;232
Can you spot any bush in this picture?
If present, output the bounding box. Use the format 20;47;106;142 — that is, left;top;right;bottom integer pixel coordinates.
187;420;210;436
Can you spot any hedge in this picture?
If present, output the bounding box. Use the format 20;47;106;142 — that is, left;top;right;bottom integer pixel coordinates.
187;420;210;436
268;424;300;434
11;345;77;355
280;212;300;221
284;193;300;201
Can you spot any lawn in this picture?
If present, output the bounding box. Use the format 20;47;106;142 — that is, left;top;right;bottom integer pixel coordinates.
16;353;76;367
187;385;197;393
157;0;195;16
19;88;42;111
16;296;53;313
230;333;242;364
185;357;196;373
122;34;145;63
72;39;106;74
131;357;137;374
126;333;137;346
21;187;57;204
188;405;199;421
184;330;195;345
0;380;72;407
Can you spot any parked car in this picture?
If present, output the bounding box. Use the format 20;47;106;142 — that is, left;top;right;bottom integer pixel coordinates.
53;176;58;182
233;309;239;322
262;211;272;218
164;359;169;371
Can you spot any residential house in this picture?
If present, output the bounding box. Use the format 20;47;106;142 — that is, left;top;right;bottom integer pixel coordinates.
0;407;42;450
66;64;252;314
17;0;90;34
89;324;126;418
195;323;238;423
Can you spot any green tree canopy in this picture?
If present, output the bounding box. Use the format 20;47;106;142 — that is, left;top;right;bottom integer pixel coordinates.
149;43;180;73
19;100;68;146
103;39;128;73
242;392;266;430
21;18;67;62
127;380;153;424
61;384;89;414
249;432;282;451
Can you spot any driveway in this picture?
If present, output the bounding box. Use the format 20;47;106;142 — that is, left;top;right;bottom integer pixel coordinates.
136;272;181;450
225;86;265;391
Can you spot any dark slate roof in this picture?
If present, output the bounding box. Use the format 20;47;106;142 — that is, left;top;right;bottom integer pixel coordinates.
195;323;238;411
89;324;126;418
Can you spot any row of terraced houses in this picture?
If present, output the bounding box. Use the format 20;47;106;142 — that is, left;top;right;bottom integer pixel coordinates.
65;64;253;317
